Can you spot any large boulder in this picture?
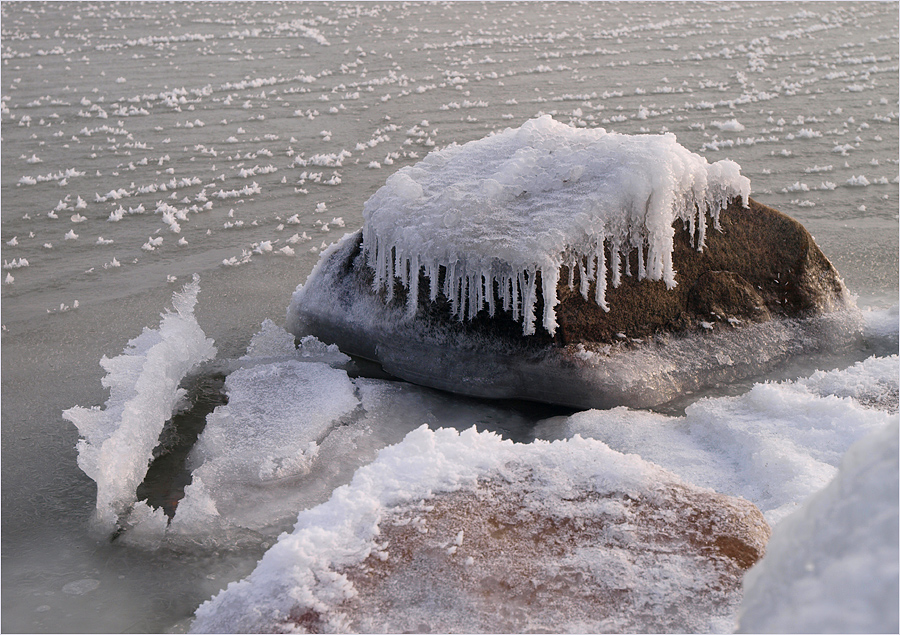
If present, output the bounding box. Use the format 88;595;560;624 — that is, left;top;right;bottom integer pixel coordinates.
287;118;862;409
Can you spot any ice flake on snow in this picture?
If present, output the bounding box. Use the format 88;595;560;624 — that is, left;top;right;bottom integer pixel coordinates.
361;115;750;335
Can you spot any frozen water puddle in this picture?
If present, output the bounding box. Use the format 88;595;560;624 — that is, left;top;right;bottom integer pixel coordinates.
190;427;770;634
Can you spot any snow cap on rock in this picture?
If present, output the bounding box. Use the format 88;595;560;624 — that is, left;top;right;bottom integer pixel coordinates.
362;115;750;335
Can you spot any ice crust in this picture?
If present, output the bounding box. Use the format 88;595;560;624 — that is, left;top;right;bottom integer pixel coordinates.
170;360;360;536
361;115;751;335
738;419;899;633
535;355;899;524
61;284;896;632
63;275;217;532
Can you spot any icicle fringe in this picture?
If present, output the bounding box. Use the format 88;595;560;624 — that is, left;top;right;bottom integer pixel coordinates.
361;195;739;337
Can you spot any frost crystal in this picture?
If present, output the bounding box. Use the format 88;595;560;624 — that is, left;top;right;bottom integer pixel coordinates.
362;115;750;335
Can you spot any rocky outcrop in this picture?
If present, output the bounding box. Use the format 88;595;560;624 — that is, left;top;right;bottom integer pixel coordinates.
286;470;771;633
288;198;862;409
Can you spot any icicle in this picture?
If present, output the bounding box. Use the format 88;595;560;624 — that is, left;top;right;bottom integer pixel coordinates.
487;274;496;317
541;264;560;336
400;254;409;289
586;248;596;280
636;241;646;281
477;272;486;317
521;268;537;336
475;273;483;318
385;247;396;302
663;242;677;289
511;275;521;323
374;238;387;293
442;261;452;300
406;253;419;318
697;204;708;250
610;242;622;289
466;274;478;320
578;258;590;300
502;275;512;315
449;262;460;318
595;238;609;312
565;252;575;289
428;263;439;302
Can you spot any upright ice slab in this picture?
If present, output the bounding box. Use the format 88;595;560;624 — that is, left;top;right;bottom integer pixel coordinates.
63;275;217;532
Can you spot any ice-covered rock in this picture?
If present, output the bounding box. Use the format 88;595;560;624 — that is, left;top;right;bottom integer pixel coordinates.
359;115;751;335
288;119;861;409
190;426;770;634
737;420;899;633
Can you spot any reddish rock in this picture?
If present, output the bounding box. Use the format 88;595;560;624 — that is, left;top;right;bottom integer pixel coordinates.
288;475;771;633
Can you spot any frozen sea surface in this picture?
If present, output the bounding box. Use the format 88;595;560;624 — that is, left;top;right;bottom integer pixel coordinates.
1;2;897;633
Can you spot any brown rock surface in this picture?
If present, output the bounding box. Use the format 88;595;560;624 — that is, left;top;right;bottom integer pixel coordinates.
552;197;848;345
286;474;771;633
288;197;861;408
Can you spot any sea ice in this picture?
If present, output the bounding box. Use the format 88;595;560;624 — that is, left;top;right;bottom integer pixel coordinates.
535;355;899;524
63;275;217;532
737;420;899;633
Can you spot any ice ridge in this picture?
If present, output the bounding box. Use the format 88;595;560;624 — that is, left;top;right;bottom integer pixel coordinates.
361;115;750;335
